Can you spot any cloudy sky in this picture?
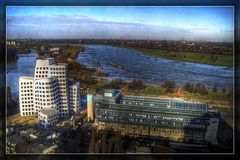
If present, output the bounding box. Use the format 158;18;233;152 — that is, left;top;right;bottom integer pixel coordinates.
6;6;233;42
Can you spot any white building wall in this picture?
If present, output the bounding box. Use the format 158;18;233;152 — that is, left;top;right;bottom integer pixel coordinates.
34;58;69;117
34;77;60;113
69;82;80;115
19;77;34;116
38;108;59;129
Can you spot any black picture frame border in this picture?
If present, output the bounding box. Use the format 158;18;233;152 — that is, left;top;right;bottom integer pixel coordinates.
0;0;239;160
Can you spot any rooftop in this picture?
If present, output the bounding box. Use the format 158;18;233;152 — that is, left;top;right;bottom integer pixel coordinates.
97;101;208;116
36;58;67;66
104;89;121;98
39;107;59;116
35;76;57;82
69;80;80;86
123;95;183;103
19;76;34;81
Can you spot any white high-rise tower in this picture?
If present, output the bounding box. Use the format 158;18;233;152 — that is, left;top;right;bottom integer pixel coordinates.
19;58;80;121
34;58;69;117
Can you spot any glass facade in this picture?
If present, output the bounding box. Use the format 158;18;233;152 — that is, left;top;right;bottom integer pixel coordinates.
94;91;212;143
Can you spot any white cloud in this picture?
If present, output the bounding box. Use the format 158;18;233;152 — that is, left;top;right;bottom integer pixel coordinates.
6;15;233;42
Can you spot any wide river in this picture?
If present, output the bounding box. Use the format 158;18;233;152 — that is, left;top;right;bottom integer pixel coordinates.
77;45;233;87
7;44;233;96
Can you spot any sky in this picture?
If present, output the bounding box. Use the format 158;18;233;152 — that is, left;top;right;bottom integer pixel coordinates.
6;6;234;42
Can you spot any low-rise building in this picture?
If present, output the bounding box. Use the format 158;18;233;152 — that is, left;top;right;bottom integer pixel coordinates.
38;107;59;129
90;89;219;145
50;47;60;52
6;40;16;46
49;47;60;54
40;46;46;52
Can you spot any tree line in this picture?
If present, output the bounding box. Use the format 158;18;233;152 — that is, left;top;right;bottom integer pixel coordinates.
183;82;208;94
105;79;231;96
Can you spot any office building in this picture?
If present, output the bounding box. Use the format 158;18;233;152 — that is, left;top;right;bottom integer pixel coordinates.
19;58;81;124
34;58;69;117
88;89;219;145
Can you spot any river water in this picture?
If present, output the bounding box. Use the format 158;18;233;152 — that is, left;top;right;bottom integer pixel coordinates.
7;53;36;96
7;44;233;96
77;45;233;89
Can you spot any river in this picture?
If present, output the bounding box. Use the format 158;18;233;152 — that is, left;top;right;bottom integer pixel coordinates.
77;45;233;88
7;53;36;96
7;44;233;96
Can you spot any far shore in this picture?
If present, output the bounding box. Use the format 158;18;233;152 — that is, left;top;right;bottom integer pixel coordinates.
110;45;233;67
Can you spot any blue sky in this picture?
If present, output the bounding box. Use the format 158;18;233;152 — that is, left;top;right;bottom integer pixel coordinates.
6;6;233;42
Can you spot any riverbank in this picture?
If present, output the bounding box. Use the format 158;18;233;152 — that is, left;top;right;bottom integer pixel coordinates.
114;45;233;67
55;45;85;62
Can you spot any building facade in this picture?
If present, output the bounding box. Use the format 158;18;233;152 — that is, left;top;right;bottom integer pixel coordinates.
87;94;94;122
38;107;59;129
90;90;218;144
19;77;34;116
34;77;60;113
69;82;81;115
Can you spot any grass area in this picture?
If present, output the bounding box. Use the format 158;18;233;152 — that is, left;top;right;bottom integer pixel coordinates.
95;81;108;88
55;45;85;62
95;79;232;109
182;90;232;107
7;113;38;126
125;47;233;67
62;46;85;59
142;85;165;95
121;84;233;113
